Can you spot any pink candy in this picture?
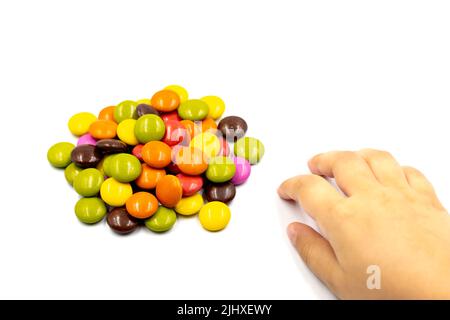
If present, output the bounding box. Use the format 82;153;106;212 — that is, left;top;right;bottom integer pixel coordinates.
231;156;251;185
77;133;97;146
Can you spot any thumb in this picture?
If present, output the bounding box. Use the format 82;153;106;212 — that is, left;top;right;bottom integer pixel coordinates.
288;222;344;296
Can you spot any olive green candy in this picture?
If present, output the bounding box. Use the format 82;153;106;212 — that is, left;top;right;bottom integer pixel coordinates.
145;206;177;232
205;156;236;183
64;163;83;185
73;168;104;197
109;153;142;182
234;137;265;165
74;197;107;224
47;142;75;168
134;114;165;143
102;154;116;177
114;100;138;123
178;99;209;121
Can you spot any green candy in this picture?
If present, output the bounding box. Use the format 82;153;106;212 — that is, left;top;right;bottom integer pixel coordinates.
134;114;165;143
178;99;209;121
145;206;177;232
109;153;142;182
102;154;116;177
206;156;236;183
73;168;104;197
74;197;107;224
234;137;265;165
64;163;83;185
114;100;138;123
47;142;75;168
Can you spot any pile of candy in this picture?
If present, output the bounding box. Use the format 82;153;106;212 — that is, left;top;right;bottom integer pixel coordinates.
47;85;264;234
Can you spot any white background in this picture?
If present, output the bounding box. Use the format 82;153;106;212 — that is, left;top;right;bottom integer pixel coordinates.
0;0;449;299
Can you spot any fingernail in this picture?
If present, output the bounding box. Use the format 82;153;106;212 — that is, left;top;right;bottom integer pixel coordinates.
287;224;298;245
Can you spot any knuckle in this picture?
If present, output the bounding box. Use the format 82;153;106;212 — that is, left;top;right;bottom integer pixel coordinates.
336;151;360;164
360;148;393;161
403;166;423;177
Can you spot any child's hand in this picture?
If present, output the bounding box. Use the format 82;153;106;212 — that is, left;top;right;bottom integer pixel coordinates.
278;149;450;299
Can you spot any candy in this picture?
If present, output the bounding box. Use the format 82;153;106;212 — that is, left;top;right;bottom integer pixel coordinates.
178;99;209;121
160;111;182;123
199;201;231;231
47;142;75;168
107;207;139;235
136;163;166;189
49;85;264;234
89;120;118;140
114;100;138;123
175;193;204;216
204;182;236;203
98;106;116;122
68;112;97;136
218;116;248;141
73;168;104;197
136;104;159;117
71;144;103;168
141;141;172;169
176;173;203;196
230;156;251;185
134;114;165;143
100;177;133;207
205;156;236;183
77;133;97;146
201;96;225;120
109;153;142;183
173;146;208;176
151;90;180;112
96;139;128;154
132;144;144;161
163;120;188;146
234;137;265;165
189;132;221;158
165;85;189;103
64;163;83;185
126;192;159;219
155;175;182;208
145;206;177;232
74;197;107;224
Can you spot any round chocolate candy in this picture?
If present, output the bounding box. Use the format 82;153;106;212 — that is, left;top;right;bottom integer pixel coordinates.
71;144;103;168
107;207;139;235
218;116;248;141
204;181;236;203
136;104;159;117
96;139;128;154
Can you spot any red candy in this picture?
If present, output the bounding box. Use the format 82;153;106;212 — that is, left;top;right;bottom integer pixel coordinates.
176;173;203;197
163;120;188;146
160;111;182;123
132;144;144;161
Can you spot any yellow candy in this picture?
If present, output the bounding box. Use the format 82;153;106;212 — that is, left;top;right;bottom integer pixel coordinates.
189;132;220;158
165;85;189;103
100;178;133;207
68;112;97;136
117;119;139;145
136;98;151;105
175;193;204;216
199;201;231;231
201;96;225;120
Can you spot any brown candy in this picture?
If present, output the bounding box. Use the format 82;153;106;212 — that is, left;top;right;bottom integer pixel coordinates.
107;207;139;235
218;116;248;141
71;144;103;168
96;139;128;154
204;181;236;203
136;104;159;117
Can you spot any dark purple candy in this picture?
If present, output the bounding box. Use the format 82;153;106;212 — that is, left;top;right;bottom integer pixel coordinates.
136;104;159;117
107;207;139;235
96;139;128;154
218;116;248;141
71;144;103;168
204;181;236;203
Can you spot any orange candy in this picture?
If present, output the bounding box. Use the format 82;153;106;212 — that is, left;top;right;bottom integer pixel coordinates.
135;164;166;189
180;120;198;138
98;106;116;122
89;120;117;139
141;141;172;169
126;192;158;219
156;175;182;208
151;90;180;112
201;117;218;133
174;146;208;175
